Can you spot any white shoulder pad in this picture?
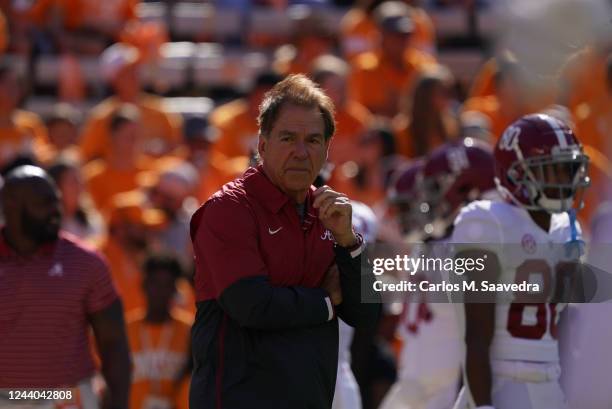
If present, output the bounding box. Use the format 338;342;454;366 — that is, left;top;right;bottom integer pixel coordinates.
451;200;504;253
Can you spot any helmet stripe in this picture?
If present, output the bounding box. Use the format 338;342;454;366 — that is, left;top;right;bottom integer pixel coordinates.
541;114;568;148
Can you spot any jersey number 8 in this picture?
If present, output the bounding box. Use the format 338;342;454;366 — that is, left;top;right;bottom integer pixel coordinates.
507;259;576;340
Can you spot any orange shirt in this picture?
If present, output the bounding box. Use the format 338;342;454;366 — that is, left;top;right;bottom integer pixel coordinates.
79;95;183;163
328;101;372;165
340;7;436;61
102;238;146;314
0;110;50;168
127;312;192;409
84;160;146;214
195;153;248;203
209;99;259;159
467;57;497;99
340;9;378;61
349;49;436;117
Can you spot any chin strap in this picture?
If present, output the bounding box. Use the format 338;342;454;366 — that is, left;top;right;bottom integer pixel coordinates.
566;208;585;258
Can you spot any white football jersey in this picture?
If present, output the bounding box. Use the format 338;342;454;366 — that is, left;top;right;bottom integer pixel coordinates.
452;199;582;363
397;238;463;384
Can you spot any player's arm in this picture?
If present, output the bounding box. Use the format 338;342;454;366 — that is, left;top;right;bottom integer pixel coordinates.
192;200;335;330
460;249;500;408
88;299;131;409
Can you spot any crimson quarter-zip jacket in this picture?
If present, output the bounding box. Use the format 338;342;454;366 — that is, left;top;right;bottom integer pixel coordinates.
189;165;380;409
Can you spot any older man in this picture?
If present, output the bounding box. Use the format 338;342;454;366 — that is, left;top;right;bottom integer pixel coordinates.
189;75;381;409
0;165;131;409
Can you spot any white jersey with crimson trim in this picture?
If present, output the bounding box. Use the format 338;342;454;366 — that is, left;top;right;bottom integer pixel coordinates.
396;237;463;383
451;199;582;363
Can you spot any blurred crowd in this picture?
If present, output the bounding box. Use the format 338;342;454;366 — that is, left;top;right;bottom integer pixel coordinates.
0;0;611;408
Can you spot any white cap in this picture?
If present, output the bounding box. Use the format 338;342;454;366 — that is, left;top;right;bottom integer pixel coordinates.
100;43;140;81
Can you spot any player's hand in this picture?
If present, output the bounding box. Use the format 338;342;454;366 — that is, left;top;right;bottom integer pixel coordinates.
313;185;357;247
321;264;342;306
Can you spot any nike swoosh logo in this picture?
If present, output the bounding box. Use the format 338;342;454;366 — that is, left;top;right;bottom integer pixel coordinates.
268;226;283;235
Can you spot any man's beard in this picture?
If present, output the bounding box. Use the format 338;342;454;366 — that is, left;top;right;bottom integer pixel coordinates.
21;210;60;244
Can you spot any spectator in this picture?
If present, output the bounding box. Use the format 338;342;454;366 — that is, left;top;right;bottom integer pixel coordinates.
84;104;149;213
332;121;403;208
393;66;460;158
79;43;182;162
171;116;247;203
0;61;49;169
349;1;436;117
189;74;380;409
27;0;139;55
340;0;436;61
273;5;336;76
462;53;539;140
48;158;105;245
102;190;167;315
141;162;199;267
209;71;283;159
0;165;130;408
311;54;373;166
46;103;81;152
127;253;193;409
465;55;497;100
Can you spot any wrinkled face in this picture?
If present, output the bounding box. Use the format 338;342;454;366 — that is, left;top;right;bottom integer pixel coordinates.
258;103;329;199
20;179;62;244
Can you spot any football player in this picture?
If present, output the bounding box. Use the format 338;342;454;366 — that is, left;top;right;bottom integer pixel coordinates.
386;159;426;242
332;200;379;409
451;114;590;409
381;138;497;409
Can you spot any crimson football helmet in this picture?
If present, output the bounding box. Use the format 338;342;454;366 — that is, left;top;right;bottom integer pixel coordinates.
422;138;497;235
387;159;426;235
494;113;590;213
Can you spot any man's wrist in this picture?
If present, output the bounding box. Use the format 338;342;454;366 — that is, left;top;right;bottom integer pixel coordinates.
334;232;359;248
